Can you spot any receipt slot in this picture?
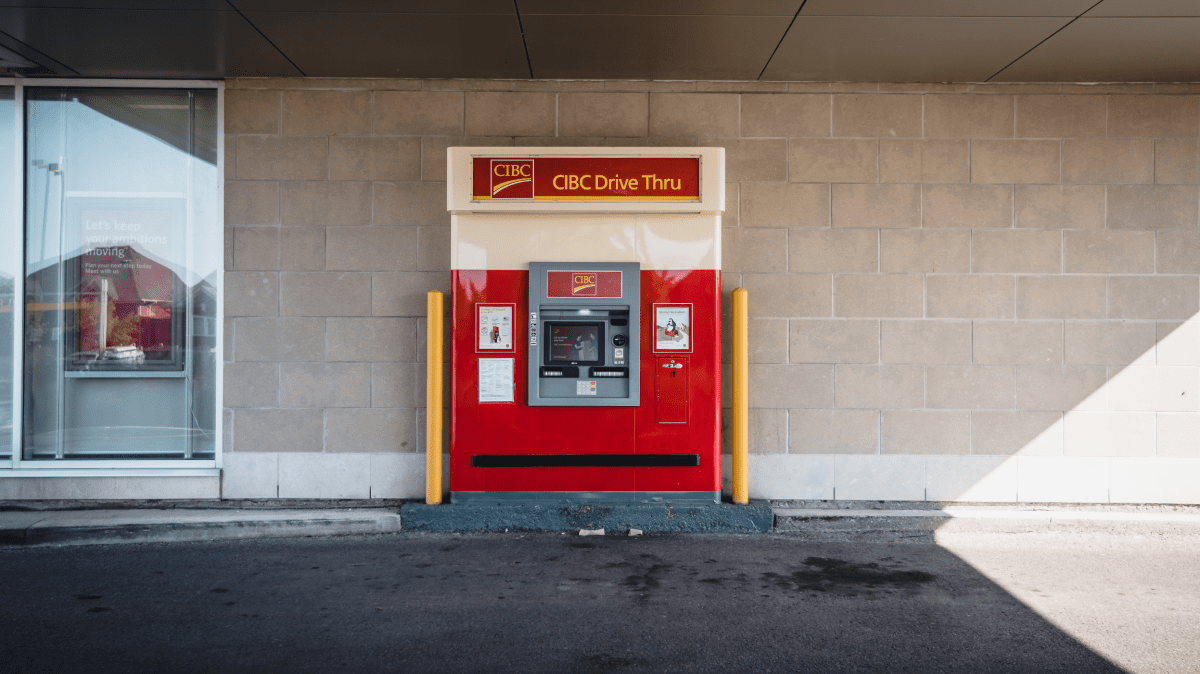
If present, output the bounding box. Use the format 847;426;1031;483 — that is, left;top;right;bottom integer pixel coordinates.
528;262;640;406
447;147;725;504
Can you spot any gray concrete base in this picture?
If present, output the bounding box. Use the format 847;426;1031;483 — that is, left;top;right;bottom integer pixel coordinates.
403;500;774;533
0;508;403;547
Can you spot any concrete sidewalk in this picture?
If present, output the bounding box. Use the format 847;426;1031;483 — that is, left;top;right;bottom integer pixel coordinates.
2;500;1200;546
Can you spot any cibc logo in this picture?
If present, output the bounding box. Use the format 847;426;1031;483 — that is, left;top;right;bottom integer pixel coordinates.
572;273;598;296
490;160;534;199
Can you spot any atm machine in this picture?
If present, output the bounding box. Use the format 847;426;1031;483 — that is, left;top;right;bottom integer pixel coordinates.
446;147;724;504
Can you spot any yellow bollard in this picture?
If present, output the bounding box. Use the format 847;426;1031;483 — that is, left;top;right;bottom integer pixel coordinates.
425;290;444;505
731;287;749;504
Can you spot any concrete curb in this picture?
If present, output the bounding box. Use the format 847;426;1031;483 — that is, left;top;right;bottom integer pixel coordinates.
403;501;774;533
0;509;403;547
773;507;1200;538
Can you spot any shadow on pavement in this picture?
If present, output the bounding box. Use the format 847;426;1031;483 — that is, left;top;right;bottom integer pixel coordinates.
0;532;1125;673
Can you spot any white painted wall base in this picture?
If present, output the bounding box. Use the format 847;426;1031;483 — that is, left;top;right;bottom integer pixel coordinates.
722;454;1200;504
221;452;448;499
0;476;219;500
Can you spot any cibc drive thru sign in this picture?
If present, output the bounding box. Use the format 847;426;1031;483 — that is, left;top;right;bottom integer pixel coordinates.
446;147;724;505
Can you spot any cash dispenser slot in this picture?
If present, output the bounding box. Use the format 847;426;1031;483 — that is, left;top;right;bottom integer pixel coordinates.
589;367;628;378
539;366;580;378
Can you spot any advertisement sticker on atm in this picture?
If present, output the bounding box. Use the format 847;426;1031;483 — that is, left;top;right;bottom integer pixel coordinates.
476;304;515;352
653;304;692;353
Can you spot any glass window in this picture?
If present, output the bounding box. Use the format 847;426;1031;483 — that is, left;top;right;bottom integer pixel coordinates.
23;88;218;460
0;87;13;460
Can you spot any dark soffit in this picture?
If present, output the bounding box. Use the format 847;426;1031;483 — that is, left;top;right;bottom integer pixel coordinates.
238;10;529;78
0;7;300;77
762;16;1072;83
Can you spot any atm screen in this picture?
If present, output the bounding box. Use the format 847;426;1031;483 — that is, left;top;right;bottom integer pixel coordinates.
546;322;605;365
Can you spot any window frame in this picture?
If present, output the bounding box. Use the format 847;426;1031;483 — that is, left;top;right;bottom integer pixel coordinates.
4;78;223;475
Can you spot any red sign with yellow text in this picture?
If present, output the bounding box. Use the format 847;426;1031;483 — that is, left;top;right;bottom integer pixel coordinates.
474;157;700;201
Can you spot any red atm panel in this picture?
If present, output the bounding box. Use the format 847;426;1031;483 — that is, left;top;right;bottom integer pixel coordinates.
655;357;689;424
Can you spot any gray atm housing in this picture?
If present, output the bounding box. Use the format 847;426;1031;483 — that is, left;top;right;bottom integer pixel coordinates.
527;261;640;407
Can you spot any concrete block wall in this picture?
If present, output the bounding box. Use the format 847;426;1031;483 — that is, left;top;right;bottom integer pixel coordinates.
223;78;1200;503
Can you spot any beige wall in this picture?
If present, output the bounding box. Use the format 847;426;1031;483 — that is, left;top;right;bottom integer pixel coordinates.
222;78;1200;502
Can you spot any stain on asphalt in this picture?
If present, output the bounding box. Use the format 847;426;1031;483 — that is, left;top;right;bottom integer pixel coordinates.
763;557;935;594
574;653;636;673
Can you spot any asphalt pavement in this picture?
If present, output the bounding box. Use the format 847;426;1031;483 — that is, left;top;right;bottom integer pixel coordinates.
3;527;1197;673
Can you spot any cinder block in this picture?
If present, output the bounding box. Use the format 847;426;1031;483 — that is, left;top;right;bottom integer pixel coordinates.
972;411;1063;456
224;317;235;362
974;320;1063;365
329;137;421;182
923;184;1012;229
1107;365;1200;412
558;93;648;137
1015;365;1107;411
1157;413;1200;458
741;273;831;318
225;181;279;226
879;139;969;183
725;183;739;227
789;228;877;273
749;319;788;363
880;229;970;273
788;139;877;183
1108;276;1199;320
1016;94;1105;138
925;455;1017;502
748;364;833;409
722;228;787;273
741;94;830;137
790;409;879;454
832;93;922;137
748;455;835;500
970;140;1061;184
926;275;1014;319
236;136;328;181
881;319;972;364
372;271;451;317
368;453;426;499
972;229;1061;274
1063;411;1156;457
1157;321;1200;366
832;184;921;228
224;134;236;179
1015;185;1104;230
417;227;450;272
1158;231;1200;273
1107;184;1199;230
235;408;323;453
234;317;325;362
739;182;829;228
1110;457;1200;504
835;455;925;501
1107;95;1199;138
225;272;279;317
1065;321;1157;366
882;410;970;455
282;90;369;136
648;93;739;137
223;362;279;408
465;92;555;136
326;227;418;272
279;272;372;317
791;319;878;364
233;227;280;271
711;139;787;182
1016;456;1109;503
221;452;278;499
1064;230;1155;273
1155;139;1199;184
1016;275;1106;319
326;408;415;453
279;362;371;408
924;94;1014;138
374;91;464;135
926;365;1015;410
280;227;326;271
1062;139;1153;184
278;453;370;499
225;90;280;134
280;181;372;227
372;362;420;408
326;317;416;362
834;364;924;409
835;274;922;318
373;181;448;227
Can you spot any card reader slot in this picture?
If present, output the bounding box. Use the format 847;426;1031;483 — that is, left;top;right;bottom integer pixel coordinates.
589;367;629;378
540;366;580;378
472;454;700;468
